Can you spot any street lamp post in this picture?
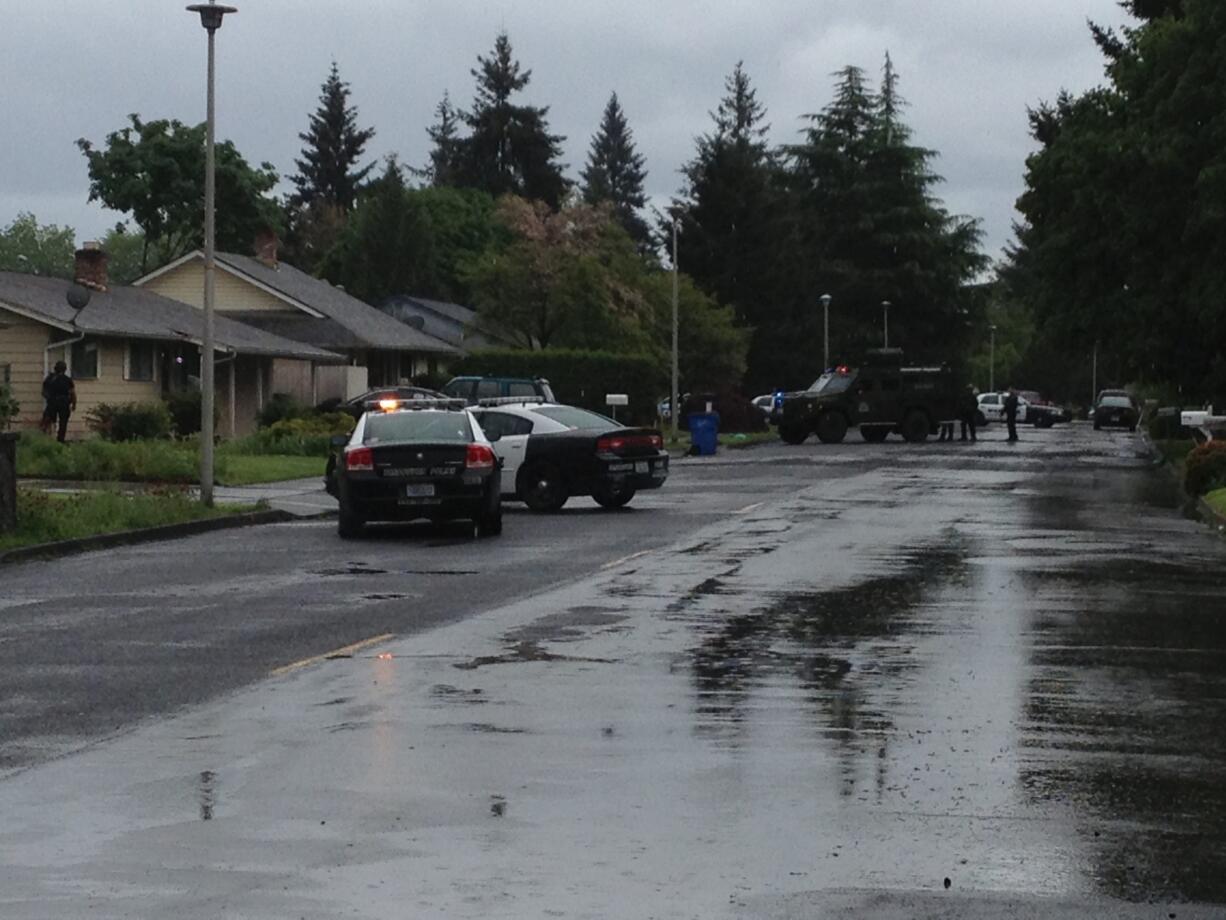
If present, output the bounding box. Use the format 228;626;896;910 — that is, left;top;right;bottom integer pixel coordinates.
989;324;997;393
187;0;236;507
670;218;679;441
820;293;832;369
882;301;891;348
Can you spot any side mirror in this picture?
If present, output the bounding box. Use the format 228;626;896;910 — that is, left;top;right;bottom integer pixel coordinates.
330;434;349;448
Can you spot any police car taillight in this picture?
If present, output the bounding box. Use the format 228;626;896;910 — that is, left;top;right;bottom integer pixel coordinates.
345;446;374;471
598;434;661;452
466;444;496;470
597;436;625;452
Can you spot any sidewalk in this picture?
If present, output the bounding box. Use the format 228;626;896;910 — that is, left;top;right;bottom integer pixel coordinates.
20;476;336;519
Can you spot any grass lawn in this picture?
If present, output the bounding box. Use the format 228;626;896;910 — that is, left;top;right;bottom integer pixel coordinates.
0;489;259;552
1207;488;1226;518
215;454;326;485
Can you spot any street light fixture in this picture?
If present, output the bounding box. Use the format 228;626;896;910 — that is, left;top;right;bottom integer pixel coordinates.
186;0;236;506
819;293;832;369
881;301;891;348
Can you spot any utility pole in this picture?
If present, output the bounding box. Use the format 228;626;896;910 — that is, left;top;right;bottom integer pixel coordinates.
671;218;679;441
989;324;997;392
882;301;891;348
820;294;832;369
187;0;236;506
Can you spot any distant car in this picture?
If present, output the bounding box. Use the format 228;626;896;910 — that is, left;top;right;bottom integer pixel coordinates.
442;375;556;405
1016;390;1072;428
325;398;502;539
340;386;445;419
471;399;669;511
1093;393;1140;431
978;391;1030;424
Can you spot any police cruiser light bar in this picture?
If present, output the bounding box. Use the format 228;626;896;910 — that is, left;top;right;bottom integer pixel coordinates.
476;396;547;407
363;397;468;412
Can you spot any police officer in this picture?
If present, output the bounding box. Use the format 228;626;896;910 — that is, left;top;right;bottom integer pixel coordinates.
959;385;978;442
41;360;76;443
1003;387;1020;443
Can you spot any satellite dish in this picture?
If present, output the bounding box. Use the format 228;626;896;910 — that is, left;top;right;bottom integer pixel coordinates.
66;284;91;311
406;315;426;331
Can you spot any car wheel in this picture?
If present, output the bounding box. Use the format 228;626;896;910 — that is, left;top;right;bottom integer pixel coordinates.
900;409;930;444
778;423;809;445
520;464;568;512
975;411;988;427
593;484;636;509
860;425;889;443
476;511;503;537
815;411;849;444
337;504;365;539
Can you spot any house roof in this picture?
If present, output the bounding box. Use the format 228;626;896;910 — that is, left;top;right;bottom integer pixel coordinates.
380;293;515;349
0;271;343;362
211;253;460;354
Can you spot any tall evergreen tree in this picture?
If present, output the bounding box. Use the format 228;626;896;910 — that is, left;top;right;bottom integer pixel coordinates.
427;92;463;188
581;93;650;249
456;32;568;208
291;62;376;212
669;62;788;390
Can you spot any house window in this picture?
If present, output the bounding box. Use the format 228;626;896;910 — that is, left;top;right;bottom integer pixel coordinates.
126;342;155;382
71;340;99;380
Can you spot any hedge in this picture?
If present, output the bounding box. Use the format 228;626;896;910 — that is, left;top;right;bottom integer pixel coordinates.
449;349;660;423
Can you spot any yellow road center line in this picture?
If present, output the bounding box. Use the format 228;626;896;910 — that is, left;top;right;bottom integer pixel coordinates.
601;549;653;570
270;633;397;677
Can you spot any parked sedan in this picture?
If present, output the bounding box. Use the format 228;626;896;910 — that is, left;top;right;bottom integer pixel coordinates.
471;400;669;511
1093;393;1140;431
978;391;1029;424
325;399;502;538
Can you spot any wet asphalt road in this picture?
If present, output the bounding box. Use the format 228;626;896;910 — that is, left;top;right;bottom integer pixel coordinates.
1;421;1225;918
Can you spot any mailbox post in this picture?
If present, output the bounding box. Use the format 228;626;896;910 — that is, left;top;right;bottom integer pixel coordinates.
606;393;629;423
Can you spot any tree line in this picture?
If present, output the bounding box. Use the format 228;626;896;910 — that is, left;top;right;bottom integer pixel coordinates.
7;31;996;397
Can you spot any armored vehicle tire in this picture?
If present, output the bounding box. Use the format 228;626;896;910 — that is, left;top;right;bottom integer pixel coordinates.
900;409;930;444
520;464;569;512
860;425;889;443
778;423;809;445
815;411;849;444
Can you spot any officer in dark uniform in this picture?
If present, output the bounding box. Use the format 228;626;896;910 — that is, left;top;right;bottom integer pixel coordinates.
41;360;76;443
1003;388;1020;442
959;385;978;442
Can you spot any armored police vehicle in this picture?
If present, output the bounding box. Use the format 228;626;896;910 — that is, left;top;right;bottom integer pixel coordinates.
773;349;960;445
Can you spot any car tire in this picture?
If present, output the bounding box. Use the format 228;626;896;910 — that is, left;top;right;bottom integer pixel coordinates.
593;484;636;509
520;464;568;512
778;423;809;445
901;409;930;444
975;410;988;427
476;511;503;537
337;504;365;539
860;425;889;443
815;411;849;444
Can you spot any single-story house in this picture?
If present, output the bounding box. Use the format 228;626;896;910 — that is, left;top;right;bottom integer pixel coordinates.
0;246;342;439
379;294;515;351
136;234;460;405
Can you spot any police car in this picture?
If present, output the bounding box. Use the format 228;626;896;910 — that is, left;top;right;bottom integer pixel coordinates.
470;399;669;511
325;397;502;539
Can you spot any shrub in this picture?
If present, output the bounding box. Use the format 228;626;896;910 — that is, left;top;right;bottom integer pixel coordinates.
257;393;308;428
1184;440;1226;496
16;431;230;483
0;384;18;431
164;390;218;437
85;402;172;441
226;413;353;456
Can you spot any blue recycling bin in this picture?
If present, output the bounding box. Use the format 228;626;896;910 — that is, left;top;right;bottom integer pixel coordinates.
687;412;719;456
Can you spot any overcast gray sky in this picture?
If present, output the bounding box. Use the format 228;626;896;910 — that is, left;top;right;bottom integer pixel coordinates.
1;0;1132;268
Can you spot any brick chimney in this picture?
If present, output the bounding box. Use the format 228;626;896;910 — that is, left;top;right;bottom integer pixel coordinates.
74;241;108;292
254;228;279;268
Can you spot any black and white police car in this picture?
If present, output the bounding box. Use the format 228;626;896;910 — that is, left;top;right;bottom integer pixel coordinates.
470;399;669;511
325;398;502;539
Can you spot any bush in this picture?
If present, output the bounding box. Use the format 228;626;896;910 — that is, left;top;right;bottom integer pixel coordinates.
164;390;219;437
257;393;308;429
450;349;659;424
1184;441;1226;496
16;431;230;483
0;384;18;431
85;402;172;441
226;413;354;457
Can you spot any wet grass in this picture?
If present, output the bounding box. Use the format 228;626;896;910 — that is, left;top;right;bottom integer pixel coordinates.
0;488;258;551
214;454;325;485
1206;487;1226;517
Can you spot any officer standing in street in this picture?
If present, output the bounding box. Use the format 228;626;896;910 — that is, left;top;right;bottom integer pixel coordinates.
1003;387;1020;443
41;360;76;443
960;385;979;442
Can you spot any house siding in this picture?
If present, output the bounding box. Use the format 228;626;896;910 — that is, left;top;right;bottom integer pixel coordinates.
47;338;162;439
143;260;290;313
0;307;55;430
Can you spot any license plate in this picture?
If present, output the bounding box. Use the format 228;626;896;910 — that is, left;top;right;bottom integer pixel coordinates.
405;483;435;497
635;461;649;474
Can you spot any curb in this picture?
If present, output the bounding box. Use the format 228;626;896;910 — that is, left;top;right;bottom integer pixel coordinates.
0;509;295;565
